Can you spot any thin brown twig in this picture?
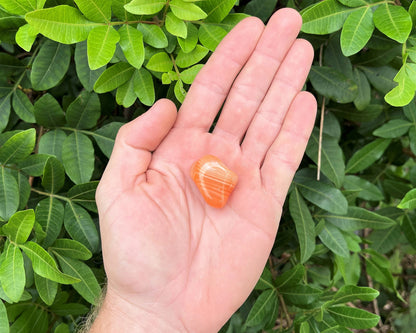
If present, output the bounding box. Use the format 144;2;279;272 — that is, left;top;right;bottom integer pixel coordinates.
317;44;325;181
278;293;292;328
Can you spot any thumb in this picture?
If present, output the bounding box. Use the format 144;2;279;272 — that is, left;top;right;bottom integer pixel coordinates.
99;99;177;193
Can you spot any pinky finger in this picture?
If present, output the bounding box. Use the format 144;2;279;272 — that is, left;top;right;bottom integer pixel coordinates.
260;91;317;206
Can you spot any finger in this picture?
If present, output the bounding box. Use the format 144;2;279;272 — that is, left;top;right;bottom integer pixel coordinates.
174;16;264;130
213;8;302;143
260;91;317;206
241;38;314;164
100;99;177;192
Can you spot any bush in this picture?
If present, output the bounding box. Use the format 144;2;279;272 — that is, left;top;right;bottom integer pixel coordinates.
0;0;415;332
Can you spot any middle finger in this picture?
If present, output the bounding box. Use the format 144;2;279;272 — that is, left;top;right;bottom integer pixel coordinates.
212;8;302;144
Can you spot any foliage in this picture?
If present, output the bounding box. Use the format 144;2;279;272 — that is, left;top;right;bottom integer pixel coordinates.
0;0;416;332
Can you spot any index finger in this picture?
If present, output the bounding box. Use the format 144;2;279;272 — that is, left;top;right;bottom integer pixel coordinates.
174;16;264;131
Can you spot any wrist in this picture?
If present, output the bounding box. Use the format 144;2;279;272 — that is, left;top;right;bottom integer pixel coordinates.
89;286;187;333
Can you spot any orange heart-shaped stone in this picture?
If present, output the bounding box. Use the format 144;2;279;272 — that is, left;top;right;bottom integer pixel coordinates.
190;155;238;208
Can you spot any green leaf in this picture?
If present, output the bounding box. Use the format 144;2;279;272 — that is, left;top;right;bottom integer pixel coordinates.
31;40;71;90
198;0;236;23
87;25;120;70
289;188;316;264
335;253;361;286
33;94;66;128
50;303;89;316
0;167;19;220
373;3;412;43
360;66;396;94
246;289;278;327
74;0;111;22
401;214;416;249
306;128;345;188
116;73;138;107
180;64;203;84
319;222;349;258
369;225;401;254
38;129;67;161
75;41;106;92
146;52;173;72
94;62;135;93
54;323;70;333
198;24;227;51
166;12;187;38
66;91;101;129
301;0;352;35
373;119;412;138
244;0;278;22
398;189;416;209
133;67;155;106
64;203;100;253
385;73;416;107
55;254;101;305
178;22;198;53
9;306;47;333
137;23;168;48
14;171;30;212
17;154;50;177
62;132;95;184
0;53;25;76
170;0;207;20
0;128;35;165
340;7;374;56
12;89;35;123
92;122;123;158
327;306;380;329
352;68;371;110
0;301;9;333
67;181;98;213
176;44;209;68
34;273;57;306
35;197;64;248
321;207;396;231
42;156;65;193
280;285;323;306
343;175;384;201
25;5;97;44
365;255;397;295
124;0;166;15
19;241;79;284
331;285;379;305
0;95;11;133
309;66;357;103
50;239;92;260
118;24;145;69
174;79;186;103
338;0;367;6
255;267;274;290
3;209;35;244
403;98;416;122
0;243;25;302
275;265;305;289
345;138;391;173
299;322;310;333
296;180;348;214
0;0;36;15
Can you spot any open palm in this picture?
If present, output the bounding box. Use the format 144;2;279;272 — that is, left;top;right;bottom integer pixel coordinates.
94;8;316;333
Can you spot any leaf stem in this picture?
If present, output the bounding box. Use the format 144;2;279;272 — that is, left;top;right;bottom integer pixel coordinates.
30;188;71;203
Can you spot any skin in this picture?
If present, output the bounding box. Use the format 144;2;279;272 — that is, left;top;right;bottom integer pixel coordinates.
91;8;317;333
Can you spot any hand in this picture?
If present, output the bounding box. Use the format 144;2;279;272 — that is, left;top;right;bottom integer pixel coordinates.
92;8;316;333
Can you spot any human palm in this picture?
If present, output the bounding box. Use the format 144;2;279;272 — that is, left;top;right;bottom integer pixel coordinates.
94;8;316;333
